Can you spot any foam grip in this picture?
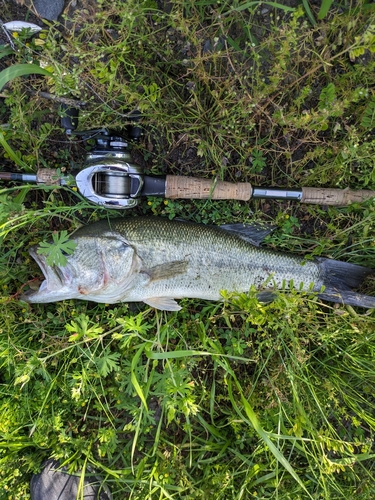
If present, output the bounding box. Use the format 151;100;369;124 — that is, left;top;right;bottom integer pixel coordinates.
165;175;252;200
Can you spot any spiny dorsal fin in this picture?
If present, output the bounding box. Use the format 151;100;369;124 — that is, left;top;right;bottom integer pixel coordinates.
219;222;274;247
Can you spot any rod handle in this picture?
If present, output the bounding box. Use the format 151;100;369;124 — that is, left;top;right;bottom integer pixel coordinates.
301;187;375;206
165;175;252;201
36;169;61;185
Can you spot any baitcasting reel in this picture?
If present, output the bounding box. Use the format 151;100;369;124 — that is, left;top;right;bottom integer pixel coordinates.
59;107;166;209
68;124;166;209
1;106;375;208
2;105;255;208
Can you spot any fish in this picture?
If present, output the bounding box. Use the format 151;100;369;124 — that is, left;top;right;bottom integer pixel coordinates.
22;217;375;311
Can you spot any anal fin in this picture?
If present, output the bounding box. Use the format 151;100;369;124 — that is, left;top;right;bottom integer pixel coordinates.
144;297;182;311
256;291;278;303
318;289;375;308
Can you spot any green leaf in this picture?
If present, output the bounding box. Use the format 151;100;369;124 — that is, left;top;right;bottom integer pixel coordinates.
95;350;120;377
318;82;336;110
0;46;15;60
0;194;25;222
251;148;267;173
318;0;334;19
131;344;148;410
360;98;375;130
66;314;103;342
300;0;316;26
37;230;77;266
224;1;295;14
0;63;53;91
0;130;30;170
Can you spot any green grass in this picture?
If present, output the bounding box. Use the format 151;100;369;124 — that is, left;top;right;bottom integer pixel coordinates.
1;0;375;498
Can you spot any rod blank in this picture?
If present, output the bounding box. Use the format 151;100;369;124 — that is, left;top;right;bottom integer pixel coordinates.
1;169;375;207
0;172;37;183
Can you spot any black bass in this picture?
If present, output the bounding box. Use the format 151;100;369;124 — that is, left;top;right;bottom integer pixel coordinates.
22;217;375;310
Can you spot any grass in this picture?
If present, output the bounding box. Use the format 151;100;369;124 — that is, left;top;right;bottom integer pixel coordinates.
1;0;375;498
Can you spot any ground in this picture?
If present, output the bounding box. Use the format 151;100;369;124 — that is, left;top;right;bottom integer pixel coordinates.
1;0;338;233
1;1;375;499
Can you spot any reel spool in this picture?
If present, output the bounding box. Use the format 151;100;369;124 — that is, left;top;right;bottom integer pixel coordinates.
74;130;145;208
76;160;144;209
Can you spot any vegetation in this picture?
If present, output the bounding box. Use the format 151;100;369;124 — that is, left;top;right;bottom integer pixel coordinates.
1;0;375;498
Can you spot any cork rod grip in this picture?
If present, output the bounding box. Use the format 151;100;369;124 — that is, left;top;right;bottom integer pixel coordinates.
36;168;61;185
165;175;252;201
301;187;375;206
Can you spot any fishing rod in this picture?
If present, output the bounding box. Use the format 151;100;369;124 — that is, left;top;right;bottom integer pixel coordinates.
1;105;374;209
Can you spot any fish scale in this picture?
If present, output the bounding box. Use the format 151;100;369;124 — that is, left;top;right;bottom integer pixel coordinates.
71;218;324;304
23;217;375;310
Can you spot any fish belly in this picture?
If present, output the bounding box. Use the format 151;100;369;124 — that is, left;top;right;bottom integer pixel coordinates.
124;244;324;302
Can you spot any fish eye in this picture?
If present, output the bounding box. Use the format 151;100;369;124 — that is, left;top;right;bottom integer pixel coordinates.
116;243;130;257
110;240;129;253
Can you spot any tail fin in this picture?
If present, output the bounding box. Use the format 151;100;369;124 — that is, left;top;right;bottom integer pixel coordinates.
317;258;375;308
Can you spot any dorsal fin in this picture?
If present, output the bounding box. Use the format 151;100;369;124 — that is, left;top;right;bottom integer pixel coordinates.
219;222;274;247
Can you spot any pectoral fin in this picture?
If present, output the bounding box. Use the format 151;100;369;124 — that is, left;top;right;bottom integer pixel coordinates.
143;297;182;311
145;260;188;282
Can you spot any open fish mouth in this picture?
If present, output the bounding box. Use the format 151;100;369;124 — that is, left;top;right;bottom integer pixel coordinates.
21;247;74;303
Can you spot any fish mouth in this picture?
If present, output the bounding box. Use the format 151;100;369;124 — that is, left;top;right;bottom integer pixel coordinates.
21;246;75;303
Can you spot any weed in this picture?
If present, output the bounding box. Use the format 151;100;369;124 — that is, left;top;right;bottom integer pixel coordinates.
0;0;375;499
37;230;77;266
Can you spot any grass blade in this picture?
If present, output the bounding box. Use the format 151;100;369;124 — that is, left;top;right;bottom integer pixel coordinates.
0;63;52;91
300;0;317;25
146;349;212;359
233;1;295;12
145;347;251;363
0;130;30;170
318;0;334;19
131;345;148;411
221;1;295;15
239;390;312;497
224;362;312;498
0;46;15;60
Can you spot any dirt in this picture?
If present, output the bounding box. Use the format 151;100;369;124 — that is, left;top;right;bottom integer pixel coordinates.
0;0;358;239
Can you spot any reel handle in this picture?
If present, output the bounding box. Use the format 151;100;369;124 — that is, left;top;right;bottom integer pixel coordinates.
60;104;79;134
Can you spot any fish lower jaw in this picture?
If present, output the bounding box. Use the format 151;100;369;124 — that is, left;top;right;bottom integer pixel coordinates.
21;282;81;303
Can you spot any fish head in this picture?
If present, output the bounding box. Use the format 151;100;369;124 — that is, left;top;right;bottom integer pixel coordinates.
22;232;139;304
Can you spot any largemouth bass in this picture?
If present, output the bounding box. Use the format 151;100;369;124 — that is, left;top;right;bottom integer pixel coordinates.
22;217;375;310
